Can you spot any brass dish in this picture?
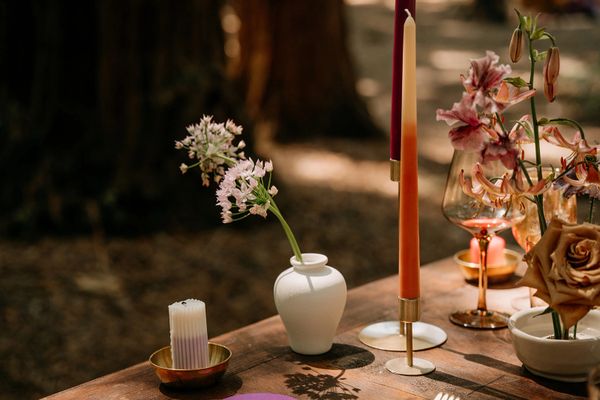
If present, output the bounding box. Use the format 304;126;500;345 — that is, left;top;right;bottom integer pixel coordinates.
149;342;231;389
453;249;521;283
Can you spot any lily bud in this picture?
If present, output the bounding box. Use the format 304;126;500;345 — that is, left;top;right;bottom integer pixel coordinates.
544;46;560;85
544;79;556;102
509;28;523;63
543;46;560;102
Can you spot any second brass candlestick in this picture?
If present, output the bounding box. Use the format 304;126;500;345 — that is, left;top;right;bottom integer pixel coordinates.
384;298;435;376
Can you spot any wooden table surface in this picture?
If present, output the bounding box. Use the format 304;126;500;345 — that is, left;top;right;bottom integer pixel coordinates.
43;257;587;399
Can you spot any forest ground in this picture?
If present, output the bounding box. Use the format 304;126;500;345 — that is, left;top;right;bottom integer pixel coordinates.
2;1;599;398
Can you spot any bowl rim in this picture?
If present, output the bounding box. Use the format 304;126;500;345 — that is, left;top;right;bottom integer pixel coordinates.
508;306;600;344
149;342;232;371
453;248;521;268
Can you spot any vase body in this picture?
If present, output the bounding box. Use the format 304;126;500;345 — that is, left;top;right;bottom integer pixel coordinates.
508;307;600;382
273;253;347;355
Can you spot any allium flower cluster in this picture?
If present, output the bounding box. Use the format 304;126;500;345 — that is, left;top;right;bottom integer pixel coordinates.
216;159;278;223
176;116;303;262
175;115;246;186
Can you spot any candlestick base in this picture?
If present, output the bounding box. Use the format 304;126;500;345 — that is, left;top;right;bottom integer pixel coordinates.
385;357;435;376
358;320;447;351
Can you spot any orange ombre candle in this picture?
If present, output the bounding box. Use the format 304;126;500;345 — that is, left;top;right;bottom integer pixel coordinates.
398;9;419;299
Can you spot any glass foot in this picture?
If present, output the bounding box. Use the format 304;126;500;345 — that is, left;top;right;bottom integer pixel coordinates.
450;309;509;329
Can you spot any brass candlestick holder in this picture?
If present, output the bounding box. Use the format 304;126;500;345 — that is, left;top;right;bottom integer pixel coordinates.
358;160;447;352
385;298;435;375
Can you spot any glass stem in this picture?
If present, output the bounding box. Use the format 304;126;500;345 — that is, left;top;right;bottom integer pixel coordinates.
476;232;491;312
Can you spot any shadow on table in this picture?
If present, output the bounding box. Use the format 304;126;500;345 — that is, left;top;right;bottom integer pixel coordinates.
288;343;375;370
158;374;243;399
445;348;587;397
445;348;522;375
280;343;374;399
522;369;587;398
428;371;528;400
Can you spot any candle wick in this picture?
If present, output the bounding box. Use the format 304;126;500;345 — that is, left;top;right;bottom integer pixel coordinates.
404;8;412;18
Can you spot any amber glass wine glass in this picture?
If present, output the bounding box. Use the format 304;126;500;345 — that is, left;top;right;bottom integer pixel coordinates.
512;167;577;253
510;167;576;309
442;150;525;329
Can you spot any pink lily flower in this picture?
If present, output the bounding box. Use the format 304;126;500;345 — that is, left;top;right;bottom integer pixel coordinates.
436;94;494;151
462;51;511;95
561;163;600;199
493;81;536;112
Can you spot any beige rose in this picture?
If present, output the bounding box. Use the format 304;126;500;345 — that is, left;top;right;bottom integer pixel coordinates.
520;218;600;329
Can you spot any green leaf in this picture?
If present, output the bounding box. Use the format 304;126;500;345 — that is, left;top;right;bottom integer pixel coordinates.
504;77;529;88
531;27;546;41
514;120;533;138
523;15;532;33
534;50;547;62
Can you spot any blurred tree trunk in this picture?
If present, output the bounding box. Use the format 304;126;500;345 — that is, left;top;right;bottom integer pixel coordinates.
234;0;381;141
0;0;242;236
472;0;506;23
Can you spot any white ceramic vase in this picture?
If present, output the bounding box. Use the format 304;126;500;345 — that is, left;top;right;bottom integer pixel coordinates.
273;253;347;355
508;307;600;382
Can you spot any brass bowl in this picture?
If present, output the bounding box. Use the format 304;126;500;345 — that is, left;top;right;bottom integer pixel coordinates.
149;342;231;389
453;249;521;283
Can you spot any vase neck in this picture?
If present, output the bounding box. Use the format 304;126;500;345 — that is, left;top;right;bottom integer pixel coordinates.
291;253;328;271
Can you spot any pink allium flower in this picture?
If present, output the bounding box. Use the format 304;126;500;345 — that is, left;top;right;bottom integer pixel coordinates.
216;159;278;223
176;115;304;262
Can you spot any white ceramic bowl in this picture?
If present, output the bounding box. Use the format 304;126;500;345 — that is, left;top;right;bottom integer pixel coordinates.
508;307;600;382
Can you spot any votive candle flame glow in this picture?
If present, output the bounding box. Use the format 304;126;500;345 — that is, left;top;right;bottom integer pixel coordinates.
169;299;209;369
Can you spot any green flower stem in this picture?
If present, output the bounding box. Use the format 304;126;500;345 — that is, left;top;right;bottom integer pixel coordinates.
527;30;563;340
518;159;534;186
574;322;578;339
552;312;562;339
216;154;238;166
547;118;587;141
590;197;596;224
269;200;303;263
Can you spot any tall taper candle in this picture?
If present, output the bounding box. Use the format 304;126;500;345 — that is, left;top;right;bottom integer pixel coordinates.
390;0;416;161
399;9;419;299
169;299;209;369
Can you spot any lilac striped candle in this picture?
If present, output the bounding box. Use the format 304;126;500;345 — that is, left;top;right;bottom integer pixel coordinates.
169;299;209;369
